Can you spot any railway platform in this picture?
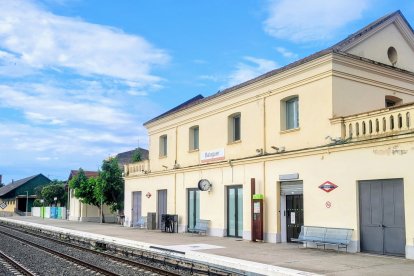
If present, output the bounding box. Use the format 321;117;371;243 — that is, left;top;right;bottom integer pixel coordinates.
1;216;414;275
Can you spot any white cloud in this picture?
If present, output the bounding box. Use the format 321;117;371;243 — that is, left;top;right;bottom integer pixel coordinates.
226;56;278;87
264;0;370;42
0;0;169;86
0;84;133;127
276;47;298;59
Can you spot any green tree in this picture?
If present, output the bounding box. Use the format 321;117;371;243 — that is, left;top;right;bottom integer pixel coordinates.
41;183;66;206
69;168;106;222
131;149;142;163
99;157;124;213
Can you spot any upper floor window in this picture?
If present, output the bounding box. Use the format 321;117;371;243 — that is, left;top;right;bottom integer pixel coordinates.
385;95;402;108
189;125;199;151
159;135;167;157
228;113;241;143
282;96;299;130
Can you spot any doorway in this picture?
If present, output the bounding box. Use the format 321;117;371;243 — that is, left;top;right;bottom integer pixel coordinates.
132;191;142;226
187;188;200;231
157;189;167;230
359;179;405;256
227;185;243;238
280;181;303;243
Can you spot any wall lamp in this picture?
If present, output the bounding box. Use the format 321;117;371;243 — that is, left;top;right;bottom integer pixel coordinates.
271;146;285;153
255;148;264;155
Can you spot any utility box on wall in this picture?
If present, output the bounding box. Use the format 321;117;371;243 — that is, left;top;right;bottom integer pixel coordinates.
252;194;264;241
147;212;156;230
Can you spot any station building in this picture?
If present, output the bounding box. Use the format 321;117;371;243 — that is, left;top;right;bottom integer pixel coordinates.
123;11;414;258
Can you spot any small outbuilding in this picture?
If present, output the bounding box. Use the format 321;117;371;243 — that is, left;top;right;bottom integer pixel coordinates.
0;174;51;216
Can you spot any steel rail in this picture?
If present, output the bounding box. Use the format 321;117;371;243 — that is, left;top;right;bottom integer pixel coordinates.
0;224;182;276
0;230;118;276
0;249;36;276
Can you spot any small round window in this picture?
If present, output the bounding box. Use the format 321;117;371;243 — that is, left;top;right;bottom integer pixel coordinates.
387;46;398;66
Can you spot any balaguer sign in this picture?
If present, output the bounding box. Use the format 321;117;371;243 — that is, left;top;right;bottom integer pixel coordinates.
200;149;225;163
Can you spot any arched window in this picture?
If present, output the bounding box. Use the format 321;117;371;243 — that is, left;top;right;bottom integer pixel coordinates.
385;95;402;107
398;114;402;129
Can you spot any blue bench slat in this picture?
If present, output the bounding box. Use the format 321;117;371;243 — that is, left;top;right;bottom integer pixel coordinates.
294;226;353;252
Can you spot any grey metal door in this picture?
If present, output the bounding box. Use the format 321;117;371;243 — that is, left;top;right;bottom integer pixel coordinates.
157;189;167;229
132;192;141;226
359;179;405;256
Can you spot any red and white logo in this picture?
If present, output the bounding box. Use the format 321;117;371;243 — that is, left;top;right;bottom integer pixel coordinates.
319;181;338;193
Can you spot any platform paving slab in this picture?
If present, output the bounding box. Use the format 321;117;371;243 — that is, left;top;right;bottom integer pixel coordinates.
1;217;414;275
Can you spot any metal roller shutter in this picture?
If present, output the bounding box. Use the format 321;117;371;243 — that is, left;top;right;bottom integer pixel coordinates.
280;181;303;195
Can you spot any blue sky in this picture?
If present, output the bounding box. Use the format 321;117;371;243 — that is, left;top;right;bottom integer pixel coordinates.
0;0;413;184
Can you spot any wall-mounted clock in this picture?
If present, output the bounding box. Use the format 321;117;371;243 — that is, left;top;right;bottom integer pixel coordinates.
198;179;212;191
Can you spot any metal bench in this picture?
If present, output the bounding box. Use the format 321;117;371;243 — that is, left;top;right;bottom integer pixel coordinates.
292;226;353;252
188;219;209;235
135;216;147;229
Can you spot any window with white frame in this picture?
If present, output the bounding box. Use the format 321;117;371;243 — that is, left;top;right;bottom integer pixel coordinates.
282;96;299;130
228;113;241;142
159;135;167;157
189;125;199;151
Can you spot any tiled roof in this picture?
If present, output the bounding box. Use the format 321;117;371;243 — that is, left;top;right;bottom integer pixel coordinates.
116;147;149;166
144;11;409;126
144;94;204;125
0;174;49;197
68;170;99;181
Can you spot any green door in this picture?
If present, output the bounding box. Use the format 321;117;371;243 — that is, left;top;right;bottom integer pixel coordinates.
187;188;200;231
227;185;243;238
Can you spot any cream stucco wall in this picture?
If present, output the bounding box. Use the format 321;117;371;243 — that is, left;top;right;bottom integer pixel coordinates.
125;137;414;253
125;16;414;259
68;189;115;222
346;22;414;72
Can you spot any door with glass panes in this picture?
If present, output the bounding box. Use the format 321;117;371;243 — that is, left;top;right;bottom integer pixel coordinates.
187;189;200;231
227;185;243;237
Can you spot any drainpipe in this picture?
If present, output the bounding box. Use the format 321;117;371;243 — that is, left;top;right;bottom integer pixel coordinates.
263;96;267;153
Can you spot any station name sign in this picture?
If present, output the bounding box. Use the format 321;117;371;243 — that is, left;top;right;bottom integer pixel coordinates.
200;149;225;163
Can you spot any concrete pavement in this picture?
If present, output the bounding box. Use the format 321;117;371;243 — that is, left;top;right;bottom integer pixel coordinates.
1;216;413;275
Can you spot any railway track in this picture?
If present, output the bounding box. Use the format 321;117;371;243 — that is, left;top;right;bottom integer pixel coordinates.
0;249;36;276
0;224;183;276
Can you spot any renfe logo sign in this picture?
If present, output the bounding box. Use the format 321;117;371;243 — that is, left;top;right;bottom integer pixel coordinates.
200;149;225;163
319;181;338;193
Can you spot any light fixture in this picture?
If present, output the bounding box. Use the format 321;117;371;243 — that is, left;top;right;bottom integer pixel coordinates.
271;146;285;153
162;165;168;170
255;148;263;155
